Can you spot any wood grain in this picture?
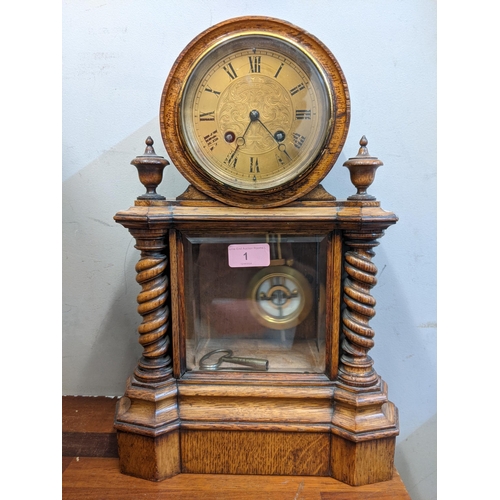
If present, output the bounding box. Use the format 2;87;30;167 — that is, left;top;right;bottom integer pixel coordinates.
177;382;334;426
62;396;118;457
62;457;410;499
331;435;396;487
117;430;180;481
63;432;118;458
62;457;73;474
62;396;117;433
181;429;330;476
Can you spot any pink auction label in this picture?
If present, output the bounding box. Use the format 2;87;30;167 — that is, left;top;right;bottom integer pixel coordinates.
228;243;270;268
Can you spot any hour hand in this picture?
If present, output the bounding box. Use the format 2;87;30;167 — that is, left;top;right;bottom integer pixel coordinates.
225;112;255;155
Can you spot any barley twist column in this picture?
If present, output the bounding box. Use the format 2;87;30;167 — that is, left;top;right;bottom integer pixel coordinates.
338;229;384;389
132;228;172;383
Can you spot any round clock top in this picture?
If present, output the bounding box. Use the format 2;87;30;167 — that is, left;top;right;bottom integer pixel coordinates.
160;16;350;208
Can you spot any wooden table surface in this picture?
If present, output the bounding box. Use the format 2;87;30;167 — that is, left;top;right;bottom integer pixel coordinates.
62;396;411;499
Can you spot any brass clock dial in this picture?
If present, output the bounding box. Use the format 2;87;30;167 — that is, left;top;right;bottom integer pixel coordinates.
180;39;330;192
161;17;350;207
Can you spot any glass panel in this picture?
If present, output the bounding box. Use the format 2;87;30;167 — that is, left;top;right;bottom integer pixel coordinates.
183;233;327;373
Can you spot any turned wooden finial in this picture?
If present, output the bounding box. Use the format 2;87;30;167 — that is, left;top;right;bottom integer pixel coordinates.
131;137;169;200
343;136;383;201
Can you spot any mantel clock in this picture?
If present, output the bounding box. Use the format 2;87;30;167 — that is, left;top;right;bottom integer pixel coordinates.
114;16;399;487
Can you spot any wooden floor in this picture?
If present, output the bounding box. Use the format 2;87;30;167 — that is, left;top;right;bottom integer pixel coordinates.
62;396;411;499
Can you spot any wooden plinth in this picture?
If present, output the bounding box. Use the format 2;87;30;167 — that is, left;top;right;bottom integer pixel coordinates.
63;396;411;498
112;376;398;485
115;427;395;482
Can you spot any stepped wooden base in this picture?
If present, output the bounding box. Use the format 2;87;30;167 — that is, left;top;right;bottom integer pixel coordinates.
117;430;180;481
114;377;398;486
116;428;330;480
329;380;399;485
115;427;396;484
114;376;181;481
331;435;396;486
64;396;411;498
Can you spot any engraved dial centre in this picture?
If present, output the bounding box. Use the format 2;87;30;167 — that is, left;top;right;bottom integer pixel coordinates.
217;75;294;156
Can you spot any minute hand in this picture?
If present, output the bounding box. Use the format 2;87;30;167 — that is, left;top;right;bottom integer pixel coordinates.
256;119;292;160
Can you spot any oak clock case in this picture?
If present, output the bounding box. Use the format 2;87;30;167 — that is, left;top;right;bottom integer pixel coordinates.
114;16;400;488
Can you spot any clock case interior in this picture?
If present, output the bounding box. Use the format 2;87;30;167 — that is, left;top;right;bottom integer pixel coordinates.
184;232;328;374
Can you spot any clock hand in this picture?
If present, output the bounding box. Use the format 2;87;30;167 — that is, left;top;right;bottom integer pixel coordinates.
238;113;256;142
256;118;292;160
227;110;260;162
279;143;292;161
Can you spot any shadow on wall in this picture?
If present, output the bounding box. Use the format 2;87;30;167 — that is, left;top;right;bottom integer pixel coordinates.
395;413;437;500
62;118;189;395
361;248;436;499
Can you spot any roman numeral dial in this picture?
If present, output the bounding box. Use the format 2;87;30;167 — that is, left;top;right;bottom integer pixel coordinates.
174;30;337;197
161;17;350;208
